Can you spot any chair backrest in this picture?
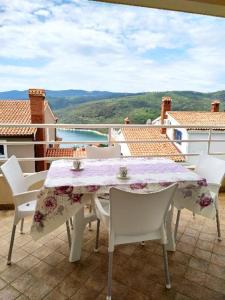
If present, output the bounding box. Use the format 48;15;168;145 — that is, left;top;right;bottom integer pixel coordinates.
1;155;27;195
196;154;225;185
109;183;177;244
86;144;121;159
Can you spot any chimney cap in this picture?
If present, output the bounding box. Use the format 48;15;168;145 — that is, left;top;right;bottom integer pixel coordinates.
162;96;172;102
211;100;220;104
124;117;130;124
29;88;45;97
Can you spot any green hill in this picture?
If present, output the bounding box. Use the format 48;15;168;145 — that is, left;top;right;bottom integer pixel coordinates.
55;90;225;124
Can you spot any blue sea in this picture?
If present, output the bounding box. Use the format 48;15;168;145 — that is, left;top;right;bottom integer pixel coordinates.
57;129;108;148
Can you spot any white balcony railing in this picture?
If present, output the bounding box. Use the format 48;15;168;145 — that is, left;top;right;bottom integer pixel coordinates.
0;123;225;163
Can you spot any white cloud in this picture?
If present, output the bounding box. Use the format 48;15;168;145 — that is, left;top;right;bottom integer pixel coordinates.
0;0;225;92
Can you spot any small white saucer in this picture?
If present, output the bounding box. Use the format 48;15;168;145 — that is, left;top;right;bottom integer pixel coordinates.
71;166;84;171
117;175;130;180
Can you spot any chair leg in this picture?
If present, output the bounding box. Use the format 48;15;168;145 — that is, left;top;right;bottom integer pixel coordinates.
107;251;113;300
216;209;222;241
66;220;71;249
94;219;100;252
20;218;24;234
162;244;171;289
69;217;73;230
174;210;181;240
88;204;92;231
7;224;17;265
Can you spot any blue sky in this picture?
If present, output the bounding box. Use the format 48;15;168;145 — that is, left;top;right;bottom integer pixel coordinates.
0;0;225;92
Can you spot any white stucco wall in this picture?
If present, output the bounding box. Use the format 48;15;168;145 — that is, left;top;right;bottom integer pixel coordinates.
44;104;56;142
166;115;225;164
112;129;131;156
0;137;35;173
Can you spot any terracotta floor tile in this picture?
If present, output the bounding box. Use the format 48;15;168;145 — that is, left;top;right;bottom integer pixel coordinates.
193;248;212;262
0;285;20;300
58;274;81;297
10;248;29;263
175;293;191;300
16;295;29;300
180;234;197;246
196;239;214;252
24;279;53;300
205;274;225;295
71;286;101;300
207;263;225;280
213;244;225;256
184;228;199;239
0;278;7;290
32;245;54;260
176;242;195;255
185;267;206;285
0;265;26;283
0;194;225;300
211;253;225;267
43;289;68;300
16;255;40;271
43;251;65;266
169;250;190;266
199;233;216;242
11;271;36;293
188;257;209;272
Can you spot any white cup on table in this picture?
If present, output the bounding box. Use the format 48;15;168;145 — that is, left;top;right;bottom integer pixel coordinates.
119;166;128;178
73;159;81;170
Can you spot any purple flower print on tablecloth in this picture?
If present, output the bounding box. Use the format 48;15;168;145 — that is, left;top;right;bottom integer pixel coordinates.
182;189;193;198
198;193;213;208
130;183;147;190
69;193;83;204
33;210;45;228
44;196;57;212
54;186;73;195
197;178;208;187
57;205;64;215
159;182;173;187
86;185;100;192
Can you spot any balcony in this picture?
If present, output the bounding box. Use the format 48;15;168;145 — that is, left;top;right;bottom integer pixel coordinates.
0;123;225;299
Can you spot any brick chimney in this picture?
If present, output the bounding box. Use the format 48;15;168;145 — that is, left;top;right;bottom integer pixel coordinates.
160;96;172;134
29;88;46;171
211;100;220;112
124;117;130;124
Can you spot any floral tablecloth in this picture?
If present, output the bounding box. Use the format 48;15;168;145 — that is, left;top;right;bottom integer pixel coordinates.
30;157;215;240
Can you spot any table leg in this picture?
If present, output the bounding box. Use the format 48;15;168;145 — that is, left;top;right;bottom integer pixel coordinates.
166;204;176;251
69;207;86;262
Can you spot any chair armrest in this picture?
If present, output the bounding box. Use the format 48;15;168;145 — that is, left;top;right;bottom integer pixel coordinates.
207;183;221;195
25;171;48;189
95;197;109;217
14;190;40;206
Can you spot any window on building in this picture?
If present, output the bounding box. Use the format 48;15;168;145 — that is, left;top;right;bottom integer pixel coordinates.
174;130;182;145
0;141;7;158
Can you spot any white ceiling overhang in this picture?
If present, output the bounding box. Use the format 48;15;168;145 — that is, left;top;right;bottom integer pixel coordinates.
92;0;225;18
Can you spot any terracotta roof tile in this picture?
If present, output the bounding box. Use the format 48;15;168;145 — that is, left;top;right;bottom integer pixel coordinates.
46;148;74;157
167;112;225;130
0;100;48;136
122;127;184;162
46;147;87;158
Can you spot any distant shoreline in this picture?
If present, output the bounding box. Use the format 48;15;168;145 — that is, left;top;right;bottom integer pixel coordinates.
57;128;108;138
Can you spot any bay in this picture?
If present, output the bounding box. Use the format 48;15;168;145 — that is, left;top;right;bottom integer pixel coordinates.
57;129;108;148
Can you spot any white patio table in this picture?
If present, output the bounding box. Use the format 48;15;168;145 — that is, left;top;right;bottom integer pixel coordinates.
30;157;216;262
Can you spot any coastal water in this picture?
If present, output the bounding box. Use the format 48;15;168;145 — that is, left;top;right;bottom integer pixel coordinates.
57;129;108;148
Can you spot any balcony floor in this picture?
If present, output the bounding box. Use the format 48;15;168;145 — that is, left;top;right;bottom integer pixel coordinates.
0;194;225;300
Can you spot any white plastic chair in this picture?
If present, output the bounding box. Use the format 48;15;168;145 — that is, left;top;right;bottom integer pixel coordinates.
174;154;225;241
86;144;121;159
1;155;72;265
86;144;121;233
95;184;178;299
